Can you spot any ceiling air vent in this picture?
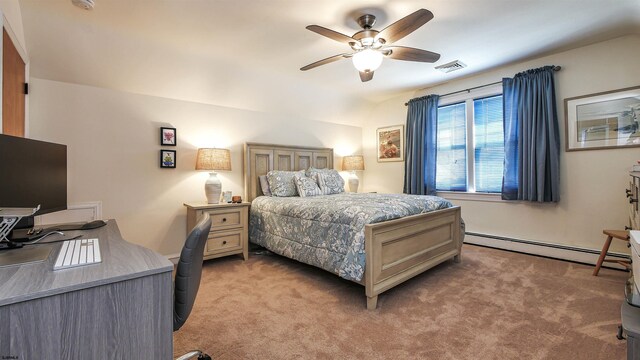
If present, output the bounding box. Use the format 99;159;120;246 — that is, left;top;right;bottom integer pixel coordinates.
435;60;467;73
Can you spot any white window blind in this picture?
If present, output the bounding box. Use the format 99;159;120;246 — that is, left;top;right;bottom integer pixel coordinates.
436;102;467;191
473;95;504;193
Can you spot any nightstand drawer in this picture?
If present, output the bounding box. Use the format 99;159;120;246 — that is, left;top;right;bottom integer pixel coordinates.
206;230;243;254
205;209;243;229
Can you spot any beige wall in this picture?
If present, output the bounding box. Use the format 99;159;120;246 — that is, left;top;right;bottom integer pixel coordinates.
360;91;413;194
24;32;640;256
28;78;362;256
0;0;26;52
361;35;640;253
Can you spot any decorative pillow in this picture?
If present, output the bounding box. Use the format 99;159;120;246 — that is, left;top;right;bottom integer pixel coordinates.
294;174;323;197
259;175;272;196
306;167;333;179
266;170;306;197
315;170;345;195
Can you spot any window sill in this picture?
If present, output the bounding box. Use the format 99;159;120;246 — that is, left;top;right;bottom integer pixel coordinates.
436;191;504;202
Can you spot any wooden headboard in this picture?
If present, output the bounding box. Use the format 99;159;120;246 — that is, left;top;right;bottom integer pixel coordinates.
243;142;334;202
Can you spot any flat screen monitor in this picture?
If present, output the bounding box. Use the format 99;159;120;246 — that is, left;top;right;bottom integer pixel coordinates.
0;134;67;219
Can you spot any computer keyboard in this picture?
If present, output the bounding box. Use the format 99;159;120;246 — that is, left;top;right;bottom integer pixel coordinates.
53;238;101;270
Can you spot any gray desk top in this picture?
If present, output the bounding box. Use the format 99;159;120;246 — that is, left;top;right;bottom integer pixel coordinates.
0;220;173;306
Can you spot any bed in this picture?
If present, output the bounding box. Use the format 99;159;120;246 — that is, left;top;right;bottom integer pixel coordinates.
244;142;463;309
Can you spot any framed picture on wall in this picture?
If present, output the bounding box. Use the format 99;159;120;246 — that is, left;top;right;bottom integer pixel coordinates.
377;125;404;162
565;85;640;151
160;127;177;146
160;150;176;168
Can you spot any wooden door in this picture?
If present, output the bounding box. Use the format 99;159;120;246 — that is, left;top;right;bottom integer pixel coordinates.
2;28;26;137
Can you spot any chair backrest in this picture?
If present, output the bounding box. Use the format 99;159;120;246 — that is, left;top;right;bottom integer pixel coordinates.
173;212;212;331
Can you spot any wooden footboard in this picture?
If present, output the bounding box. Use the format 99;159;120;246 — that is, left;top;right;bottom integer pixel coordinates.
363;206;462;310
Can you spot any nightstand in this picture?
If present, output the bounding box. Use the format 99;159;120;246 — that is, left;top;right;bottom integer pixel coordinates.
184;202;250;261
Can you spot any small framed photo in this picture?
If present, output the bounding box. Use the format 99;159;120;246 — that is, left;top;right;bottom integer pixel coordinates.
377;125;404;162
160;127;177;146
565;85;640;151
160;150;176;168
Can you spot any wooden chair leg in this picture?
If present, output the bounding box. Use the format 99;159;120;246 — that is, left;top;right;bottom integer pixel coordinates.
593;235;613;276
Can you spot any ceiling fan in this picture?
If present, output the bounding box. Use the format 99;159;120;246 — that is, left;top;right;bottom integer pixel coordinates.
300;8;441;82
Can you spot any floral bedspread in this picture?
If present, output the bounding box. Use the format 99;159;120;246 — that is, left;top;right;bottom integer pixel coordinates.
249;193;453;282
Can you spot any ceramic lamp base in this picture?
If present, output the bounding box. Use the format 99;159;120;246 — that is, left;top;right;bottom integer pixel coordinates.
205;172;222;204
348;172;359;193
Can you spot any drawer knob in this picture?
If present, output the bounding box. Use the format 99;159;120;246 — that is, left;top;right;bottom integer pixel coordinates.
626;226;633;231
222;218;227;222
222;240;227;245
631;198;638;204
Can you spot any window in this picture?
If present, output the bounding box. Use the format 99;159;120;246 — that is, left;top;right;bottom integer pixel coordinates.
473;95;504;192
436;102;467;191
435;87;504;194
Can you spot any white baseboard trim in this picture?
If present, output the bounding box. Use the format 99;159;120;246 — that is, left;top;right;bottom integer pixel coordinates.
465;232;630;270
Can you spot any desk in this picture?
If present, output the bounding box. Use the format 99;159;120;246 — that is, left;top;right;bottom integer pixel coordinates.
0;220;174;359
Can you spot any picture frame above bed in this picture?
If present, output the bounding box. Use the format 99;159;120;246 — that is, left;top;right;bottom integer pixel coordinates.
377;125;404;162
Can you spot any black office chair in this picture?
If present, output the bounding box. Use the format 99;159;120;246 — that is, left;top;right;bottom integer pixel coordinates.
174;212;213;360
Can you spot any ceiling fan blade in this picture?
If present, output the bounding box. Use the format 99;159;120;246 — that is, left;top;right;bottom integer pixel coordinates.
300;54;348;71
306;25;354;45
359;71;374;82
385;46;440;63
376;9;434;44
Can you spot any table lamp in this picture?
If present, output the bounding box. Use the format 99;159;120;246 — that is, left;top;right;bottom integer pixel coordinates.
196;148;231;204
342;155;365;193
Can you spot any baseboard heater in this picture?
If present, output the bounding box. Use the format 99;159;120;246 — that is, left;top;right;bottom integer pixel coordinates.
464;231;630;270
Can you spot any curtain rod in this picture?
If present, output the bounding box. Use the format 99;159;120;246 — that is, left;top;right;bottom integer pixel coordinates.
404;65;561;106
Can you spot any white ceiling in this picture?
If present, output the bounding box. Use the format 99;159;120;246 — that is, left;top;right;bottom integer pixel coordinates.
18;0;640;126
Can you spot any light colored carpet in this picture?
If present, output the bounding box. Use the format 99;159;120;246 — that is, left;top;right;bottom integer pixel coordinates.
173;245;628;359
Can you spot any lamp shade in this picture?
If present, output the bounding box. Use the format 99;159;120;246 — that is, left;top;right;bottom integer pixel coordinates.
342;155;365;171
195;148;231;171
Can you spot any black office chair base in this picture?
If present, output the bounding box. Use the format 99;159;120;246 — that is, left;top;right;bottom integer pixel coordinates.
175;350;211;360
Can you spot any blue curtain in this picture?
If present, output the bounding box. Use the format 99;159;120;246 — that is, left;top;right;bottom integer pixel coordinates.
502;66;560;202
404;94;439;195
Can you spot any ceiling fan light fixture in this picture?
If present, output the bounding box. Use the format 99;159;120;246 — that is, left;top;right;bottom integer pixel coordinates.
361;37;374;46
352;49;383;72
301;9;440;81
